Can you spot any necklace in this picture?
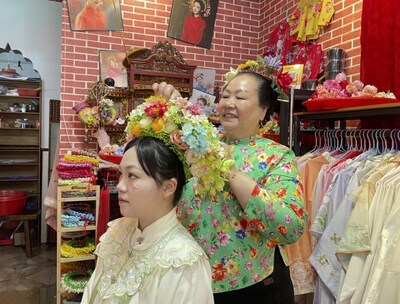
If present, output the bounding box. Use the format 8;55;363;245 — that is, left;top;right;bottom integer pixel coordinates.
222;134;260;145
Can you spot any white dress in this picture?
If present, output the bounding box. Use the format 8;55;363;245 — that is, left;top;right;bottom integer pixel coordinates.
81;208;214;304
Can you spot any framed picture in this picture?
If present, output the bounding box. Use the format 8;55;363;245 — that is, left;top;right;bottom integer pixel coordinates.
282;64;304;89
99;50;128;88
189;89;217;116
67;0;123;31
167;0;219;49
193;67;216;95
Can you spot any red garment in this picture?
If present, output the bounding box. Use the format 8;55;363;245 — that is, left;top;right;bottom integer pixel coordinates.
74;5;106;31
291;42;323;81
97;186;110;243
264;21;292;65
181;15;206;45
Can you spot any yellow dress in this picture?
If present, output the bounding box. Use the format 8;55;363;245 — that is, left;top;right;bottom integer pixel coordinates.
289;0;335;41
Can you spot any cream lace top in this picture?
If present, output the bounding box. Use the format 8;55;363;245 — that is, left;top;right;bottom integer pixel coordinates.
81;208;214;304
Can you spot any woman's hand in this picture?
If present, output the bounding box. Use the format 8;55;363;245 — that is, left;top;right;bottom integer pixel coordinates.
152;82;182;101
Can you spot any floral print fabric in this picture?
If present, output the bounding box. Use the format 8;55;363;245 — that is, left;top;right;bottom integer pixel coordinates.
289;0;335;42
177;137;308;293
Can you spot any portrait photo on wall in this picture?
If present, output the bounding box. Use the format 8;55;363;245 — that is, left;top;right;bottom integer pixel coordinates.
189;89;217;116
193;67;216;95
99;50;128;87
167;0;219;49
67;0;123;31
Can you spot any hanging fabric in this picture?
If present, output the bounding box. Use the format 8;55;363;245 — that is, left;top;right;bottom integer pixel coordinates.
263;20;292;65
289;0;335;42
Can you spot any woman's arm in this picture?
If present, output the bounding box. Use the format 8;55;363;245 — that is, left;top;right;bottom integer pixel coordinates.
231;142;308;245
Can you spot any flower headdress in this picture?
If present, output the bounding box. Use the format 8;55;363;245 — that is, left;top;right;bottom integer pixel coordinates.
223;55;293;100
124;95;234;196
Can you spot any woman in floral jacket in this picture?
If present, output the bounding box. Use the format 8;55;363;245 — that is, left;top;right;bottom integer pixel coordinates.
154;71;308;304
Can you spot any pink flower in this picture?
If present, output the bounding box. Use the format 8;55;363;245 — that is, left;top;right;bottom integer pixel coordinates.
353;80;364;91
187;103;203;115
362;85;378;96
170;130;189;150
328;88;341;98
346;84;359;95
324;80;341;91
335;72;347;83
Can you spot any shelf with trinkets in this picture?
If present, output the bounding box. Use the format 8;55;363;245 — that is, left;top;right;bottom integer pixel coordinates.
56;185;100;304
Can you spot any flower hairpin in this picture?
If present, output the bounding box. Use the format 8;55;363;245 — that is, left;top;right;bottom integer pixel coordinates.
124;95;234;196
223;55;293;101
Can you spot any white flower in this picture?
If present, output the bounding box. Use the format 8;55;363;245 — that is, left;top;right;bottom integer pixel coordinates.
139;117;152;130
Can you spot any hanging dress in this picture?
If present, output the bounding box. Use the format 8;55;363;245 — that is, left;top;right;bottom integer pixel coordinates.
289;0;335;42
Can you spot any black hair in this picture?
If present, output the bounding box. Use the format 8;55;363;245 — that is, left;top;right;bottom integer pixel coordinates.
194;0;205;12
123;137;186;206
230;72;278;123
197;97;208;106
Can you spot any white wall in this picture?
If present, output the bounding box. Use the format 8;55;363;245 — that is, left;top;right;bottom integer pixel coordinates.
0;0;62;242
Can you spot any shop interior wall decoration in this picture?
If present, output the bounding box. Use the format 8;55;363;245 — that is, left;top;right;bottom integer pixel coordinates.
167;0;219;49
0;43;41;79
67;0;123;31
99;50;128;88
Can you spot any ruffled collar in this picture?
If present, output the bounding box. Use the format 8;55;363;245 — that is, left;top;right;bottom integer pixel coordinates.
92;208;207;300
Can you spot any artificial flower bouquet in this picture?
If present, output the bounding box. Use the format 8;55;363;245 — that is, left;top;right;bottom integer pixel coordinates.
310;72;396;99
302;72;398;111
124;95;234;196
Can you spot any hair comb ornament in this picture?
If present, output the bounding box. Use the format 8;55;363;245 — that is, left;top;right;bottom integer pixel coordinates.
223;55;293;101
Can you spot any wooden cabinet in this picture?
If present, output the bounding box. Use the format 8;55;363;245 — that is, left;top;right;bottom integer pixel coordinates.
0;78;42;212
56;185;99;304
124;41;197;107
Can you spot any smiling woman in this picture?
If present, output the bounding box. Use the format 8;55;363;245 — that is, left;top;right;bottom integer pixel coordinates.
153;73;307;303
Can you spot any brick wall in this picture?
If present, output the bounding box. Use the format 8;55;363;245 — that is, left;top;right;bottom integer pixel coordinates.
60;0;362;154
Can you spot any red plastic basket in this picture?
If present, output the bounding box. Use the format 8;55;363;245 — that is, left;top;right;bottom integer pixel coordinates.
0;190;28;216
98;153;123;164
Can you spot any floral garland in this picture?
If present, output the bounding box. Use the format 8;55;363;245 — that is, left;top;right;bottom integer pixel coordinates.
61;269;93;293
125;95;234;196
60;238;96;258
63;154;99;166
223;55;293;100
60;260;94;273
57;177;92;187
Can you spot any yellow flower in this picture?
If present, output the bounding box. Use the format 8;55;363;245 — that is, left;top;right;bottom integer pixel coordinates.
151;117;165;133
238;60;258;70
131;124;142;137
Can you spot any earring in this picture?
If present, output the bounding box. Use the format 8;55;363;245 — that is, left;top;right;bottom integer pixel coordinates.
259;120;266;129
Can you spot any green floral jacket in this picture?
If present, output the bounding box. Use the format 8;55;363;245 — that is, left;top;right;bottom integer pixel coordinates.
177;137;308;293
